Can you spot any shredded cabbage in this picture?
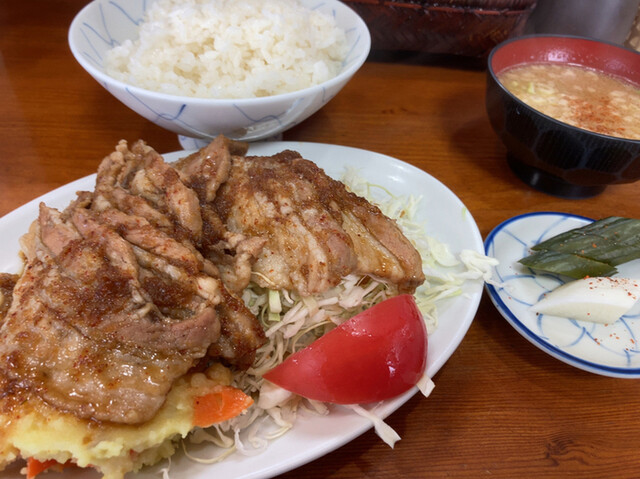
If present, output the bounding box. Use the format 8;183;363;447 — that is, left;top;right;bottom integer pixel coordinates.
345;404;401;448
158;459;172;479
181;166;497;463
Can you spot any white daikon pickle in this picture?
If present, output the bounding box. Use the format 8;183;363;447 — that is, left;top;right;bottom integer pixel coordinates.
531;277;640;324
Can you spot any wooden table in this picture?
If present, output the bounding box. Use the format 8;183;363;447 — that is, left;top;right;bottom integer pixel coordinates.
2;2;639;478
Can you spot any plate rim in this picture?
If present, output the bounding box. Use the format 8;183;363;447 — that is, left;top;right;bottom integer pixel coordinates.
483;210;640;379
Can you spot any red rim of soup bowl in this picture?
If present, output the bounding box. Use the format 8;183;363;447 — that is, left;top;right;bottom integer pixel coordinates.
489;34;640;87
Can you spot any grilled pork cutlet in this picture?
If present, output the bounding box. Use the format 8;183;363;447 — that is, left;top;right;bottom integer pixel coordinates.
176;141;425;297
0;140;265;425
0;203;221;424
94;140;266;369
175;136;267;295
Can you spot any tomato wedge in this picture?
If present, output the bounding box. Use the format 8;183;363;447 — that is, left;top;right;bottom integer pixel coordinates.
263;294;427;404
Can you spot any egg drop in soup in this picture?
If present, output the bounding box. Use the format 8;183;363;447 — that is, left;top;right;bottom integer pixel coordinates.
498;63;640;140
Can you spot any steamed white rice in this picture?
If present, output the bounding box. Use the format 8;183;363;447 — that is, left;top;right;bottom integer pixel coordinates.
105;0;348;99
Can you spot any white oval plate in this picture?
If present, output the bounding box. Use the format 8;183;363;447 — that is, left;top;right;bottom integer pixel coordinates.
0;142;484;478
484;211;640;378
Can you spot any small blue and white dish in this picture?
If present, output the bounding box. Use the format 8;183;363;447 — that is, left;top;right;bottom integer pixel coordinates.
484;211;640;378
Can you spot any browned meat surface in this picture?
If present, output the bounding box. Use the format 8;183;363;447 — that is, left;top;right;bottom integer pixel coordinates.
208;287;269;370
0;274;17;322
176;136;267;294
94;140;265;367
95;140;202;243
0;203;221;424
207;149;425;296
0;140;265;425
174;135;248;203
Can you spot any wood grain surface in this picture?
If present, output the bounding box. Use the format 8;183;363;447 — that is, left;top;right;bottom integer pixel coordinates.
1;2;639;478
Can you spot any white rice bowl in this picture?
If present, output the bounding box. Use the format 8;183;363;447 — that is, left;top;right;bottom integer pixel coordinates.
69;0;370;142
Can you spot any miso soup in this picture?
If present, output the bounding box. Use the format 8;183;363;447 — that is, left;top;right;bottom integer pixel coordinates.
498;63;640;140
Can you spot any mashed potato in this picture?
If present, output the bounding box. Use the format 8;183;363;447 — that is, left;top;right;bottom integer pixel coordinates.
105;0;348;99
0;364;236;479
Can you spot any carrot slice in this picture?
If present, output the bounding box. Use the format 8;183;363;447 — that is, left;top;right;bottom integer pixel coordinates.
26;458;73;479
193;385;253;428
